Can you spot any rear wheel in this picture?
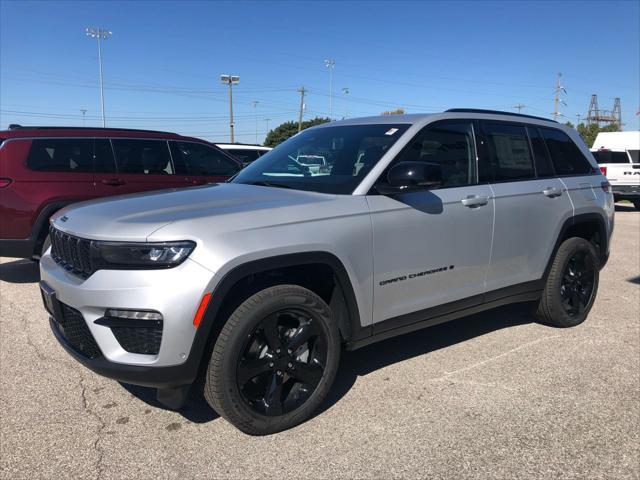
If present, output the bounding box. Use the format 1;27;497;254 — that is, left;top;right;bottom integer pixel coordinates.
204;284;340;435
633;200;640;211
535;237;599;328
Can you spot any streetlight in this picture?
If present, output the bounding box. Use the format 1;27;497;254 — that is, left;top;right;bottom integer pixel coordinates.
252;100;259;144
324;59;335;119
85;27;111;127
80;109;87;127
220;74;240;143
342;87;349;119
265;118;271;134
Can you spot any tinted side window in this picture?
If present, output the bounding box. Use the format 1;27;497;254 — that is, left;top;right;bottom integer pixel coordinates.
112;139;173;175
392;122;475;188
483;123;535;181
592;150;630;164
629;150;639;163
223;149;261;165
541;128;594;175
93;139;117;173
171;142;239;176
26;139;93;172
527;126;555;177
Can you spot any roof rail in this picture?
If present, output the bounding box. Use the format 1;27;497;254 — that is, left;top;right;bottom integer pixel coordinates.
445;108;557;123
5;125;176;135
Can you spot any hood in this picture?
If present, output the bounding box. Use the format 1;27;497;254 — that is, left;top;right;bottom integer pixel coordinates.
50;183;343;241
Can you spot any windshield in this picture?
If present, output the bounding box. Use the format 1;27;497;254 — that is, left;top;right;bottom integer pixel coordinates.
232;124;410;194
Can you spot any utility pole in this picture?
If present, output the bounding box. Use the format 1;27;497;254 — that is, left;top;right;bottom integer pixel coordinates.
576;114;581;126
80;109;87;127
220;74;240;143
342;87;349;118
264;118;271;134
513;103;525;113
553;72;566;121
297;87;306;132
324;59;335;119
85;27;111;127
252;100;259;144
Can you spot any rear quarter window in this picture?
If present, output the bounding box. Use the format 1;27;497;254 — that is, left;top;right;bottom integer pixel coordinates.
26;138;93;172
540;128;594;176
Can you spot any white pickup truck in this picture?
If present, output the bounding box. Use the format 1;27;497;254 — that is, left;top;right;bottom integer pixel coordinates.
591;131;640;210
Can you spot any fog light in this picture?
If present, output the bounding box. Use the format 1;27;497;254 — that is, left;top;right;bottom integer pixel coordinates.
105;309;163;321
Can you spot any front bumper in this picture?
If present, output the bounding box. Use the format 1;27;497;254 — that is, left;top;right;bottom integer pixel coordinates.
612;184;640;200
40;252;215;388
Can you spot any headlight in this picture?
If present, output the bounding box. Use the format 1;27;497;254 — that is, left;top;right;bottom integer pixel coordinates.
92;241;196;269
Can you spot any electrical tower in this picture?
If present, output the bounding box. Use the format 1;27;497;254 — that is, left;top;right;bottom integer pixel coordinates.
587;94;622;127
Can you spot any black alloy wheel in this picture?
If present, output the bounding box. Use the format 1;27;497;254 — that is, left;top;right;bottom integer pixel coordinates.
236;309;327;416
559;250;596;317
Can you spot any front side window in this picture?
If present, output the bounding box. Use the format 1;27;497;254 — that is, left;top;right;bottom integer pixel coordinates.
26;138;93;172
171;141;239;176
541;128;594;176
111;139;174;175
232;124;410;194
385;121;476;188
483;123;535;181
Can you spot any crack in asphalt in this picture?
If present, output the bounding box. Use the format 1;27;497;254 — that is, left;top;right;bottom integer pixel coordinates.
79;377;107;480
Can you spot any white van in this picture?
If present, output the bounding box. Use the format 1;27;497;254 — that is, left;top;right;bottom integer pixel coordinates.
590;131;640;209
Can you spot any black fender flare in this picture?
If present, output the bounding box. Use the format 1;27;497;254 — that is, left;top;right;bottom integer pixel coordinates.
185;251;364;380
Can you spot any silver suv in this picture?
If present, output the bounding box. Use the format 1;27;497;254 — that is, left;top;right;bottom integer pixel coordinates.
40;109;614;435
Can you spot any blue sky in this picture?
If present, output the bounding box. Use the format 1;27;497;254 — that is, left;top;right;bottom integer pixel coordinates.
1;0;638;144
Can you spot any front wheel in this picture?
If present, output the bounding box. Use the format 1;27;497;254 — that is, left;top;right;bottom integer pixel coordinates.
535;237;599;328
204;285;341;435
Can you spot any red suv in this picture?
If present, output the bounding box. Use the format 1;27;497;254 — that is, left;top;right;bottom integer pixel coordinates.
0;126;242;259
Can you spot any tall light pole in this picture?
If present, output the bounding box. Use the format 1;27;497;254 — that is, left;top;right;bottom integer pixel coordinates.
80;109;87;127
252;100;259;144
220;74;240;143
265;118;271;134
342;87;349;119
85;27;111;127
324;59;335;119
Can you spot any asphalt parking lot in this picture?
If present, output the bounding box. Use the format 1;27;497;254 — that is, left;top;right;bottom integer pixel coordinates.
1;206;638;479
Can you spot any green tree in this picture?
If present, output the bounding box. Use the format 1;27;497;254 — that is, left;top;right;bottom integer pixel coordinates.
264;117;331;147
573;122;620;148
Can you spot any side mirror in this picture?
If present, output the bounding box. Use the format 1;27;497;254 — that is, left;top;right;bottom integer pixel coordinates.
377;161;442;194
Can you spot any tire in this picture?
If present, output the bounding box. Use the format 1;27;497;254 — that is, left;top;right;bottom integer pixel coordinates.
633;200;640;211
31;234;51;261
535;237;599;328
204;284;341;435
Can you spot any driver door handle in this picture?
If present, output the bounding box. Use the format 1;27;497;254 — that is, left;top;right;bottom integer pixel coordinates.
542;187;563;198
101;178;125;187
461;195;489;207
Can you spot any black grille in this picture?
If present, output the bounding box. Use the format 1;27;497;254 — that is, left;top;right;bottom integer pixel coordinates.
111;325;162;355
52;303;102;359
50;227;94;278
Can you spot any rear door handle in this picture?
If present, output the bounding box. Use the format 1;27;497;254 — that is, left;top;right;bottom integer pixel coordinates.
461;195;489;207
542;187;562;198
101;178;125;187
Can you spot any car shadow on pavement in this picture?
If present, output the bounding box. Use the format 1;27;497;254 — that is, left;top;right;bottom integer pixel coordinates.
314;303;534;419
614;203;637;212
121;303;533;425
0;259;40;284
120;382;219;423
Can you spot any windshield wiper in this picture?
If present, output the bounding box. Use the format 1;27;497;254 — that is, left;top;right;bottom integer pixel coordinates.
241;180;294;189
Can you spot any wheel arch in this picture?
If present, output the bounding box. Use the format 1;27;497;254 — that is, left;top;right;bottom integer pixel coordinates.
190;252;363;380
544;213;609;279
